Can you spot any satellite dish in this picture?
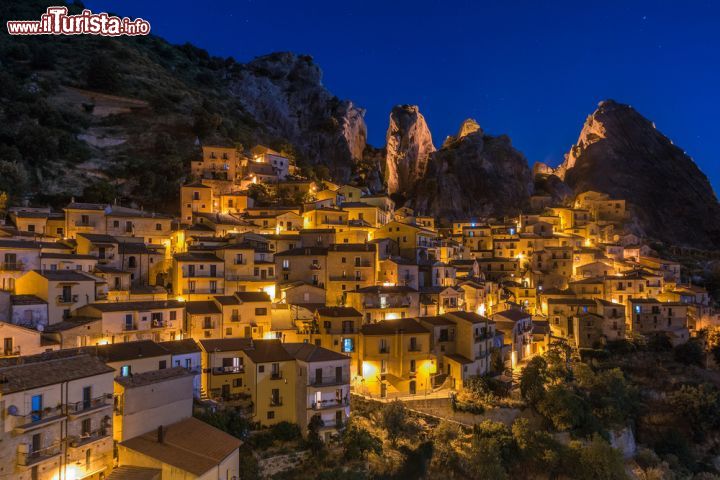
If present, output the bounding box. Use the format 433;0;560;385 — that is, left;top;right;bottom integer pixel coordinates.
7;405;18;416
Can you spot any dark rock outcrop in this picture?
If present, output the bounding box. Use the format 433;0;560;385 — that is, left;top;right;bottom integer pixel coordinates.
557;99;720;248
412;121;532;220
384;105;435;195
228;52;367;181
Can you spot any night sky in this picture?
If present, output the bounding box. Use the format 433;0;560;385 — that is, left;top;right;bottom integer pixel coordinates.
86;0;720;191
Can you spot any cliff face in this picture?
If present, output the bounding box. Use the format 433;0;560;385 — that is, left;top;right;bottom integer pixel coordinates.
558;100;720;248
384;105;436;195
228;52;367;181
413;120;532;219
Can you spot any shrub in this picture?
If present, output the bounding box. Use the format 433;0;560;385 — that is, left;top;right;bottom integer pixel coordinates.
674;340;705;367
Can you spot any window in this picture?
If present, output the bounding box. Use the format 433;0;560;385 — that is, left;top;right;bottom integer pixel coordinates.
342;338;354;353
267;411;275;419
233;378;243;387
155;223;162;231
159;360;166;369
410;360;416;372
226;328;232;335
255;307;268;316
170;311;177;321
27;224;35;232
120;365;131;377
81;418;92;436
258;365;265;373
203;317;212;329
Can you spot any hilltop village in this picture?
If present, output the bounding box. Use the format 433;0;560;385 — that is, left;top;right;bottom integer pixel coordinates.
0;143;716;480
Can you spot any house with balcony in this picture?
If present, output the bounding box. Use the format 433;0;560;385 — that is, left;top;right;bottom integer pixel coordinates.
7;208;65;238
64;202;107;239
627;298;689;345
442;311;499;387
275;247;328;288
15;270;101;325
180;182;214;224
491;309;534;368
113;367;195;443
419;286;463;317
172;252;225;301
345;285;420;323
118;416;241;480
157;339;202;398
198;337;253;402
0;322;57;358
74;300;184;344
378;257;419;290
0;352;114;480
84;340;173;378
283;343;350;440
215;291;273;339
297;307;361;374
373;221;438;261
185;300;223;340
357;318;434;398
325;244;376;306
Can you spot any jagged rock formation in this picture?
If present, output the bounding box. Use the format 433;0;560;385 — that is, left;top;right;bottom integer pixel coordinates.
384;105;436;195
558;99;720;248
413;121;532;219
228;52;367;181
443;118;483;147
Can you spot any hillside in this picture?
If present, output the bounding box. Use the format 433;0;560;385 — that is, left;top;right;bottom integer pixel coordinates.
0;0;366;212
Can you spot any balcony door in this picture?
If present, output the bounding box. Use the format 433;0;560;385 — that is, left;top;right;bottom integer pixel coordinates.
31;394;42;421
315;368;322;385
82;386;92;410
335;366;343;383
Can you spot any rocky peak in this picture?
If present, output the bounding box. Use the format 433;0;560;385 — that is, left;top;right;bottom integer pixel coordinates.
442;118;484;148
412;127;532;219
384;105;436;195
228;52;367;181
559;99;720;248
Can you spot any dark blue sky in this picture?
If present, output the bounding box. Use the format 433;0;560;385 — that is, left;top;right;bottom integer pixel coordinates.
87;0;720;191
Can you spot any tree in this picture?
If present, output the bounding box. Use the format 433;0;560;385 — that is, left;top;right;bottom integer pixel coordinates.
537;385;595;434
667;383;720;441
512;418;567;477
306;415;325;458
85;56;119;92
520;356;549;406
381;400;408;446
545;341;573;382
571;435;627;480
463;436;508;479
430;421;463;473
674;339;704;367
342;424;382;460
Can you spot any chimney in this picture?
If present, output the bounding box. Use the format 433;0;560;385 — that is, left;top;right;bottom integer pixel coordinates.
157;425;164;443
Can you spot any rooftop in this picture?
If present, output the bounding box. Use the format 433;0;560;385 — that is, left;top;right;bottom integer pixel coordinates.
115;366;194;389
0;353;114;394
121;417;242;477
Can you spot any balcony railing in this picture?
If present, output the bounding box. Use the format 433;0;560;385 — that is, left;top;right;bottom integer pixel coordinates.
309;264;322;270
270;397;283;407
68;395;111;415
17;443;61;467
14;406;65;432
408;345;422;352
183;288;225;295
0;262;24;271
183;271;224;278
311;397;349;410
68;427;110;448
212;365;244;375
56;294;78;304
123;323;138;331
270;371;283;380
378;347;390;354
311;376;350;387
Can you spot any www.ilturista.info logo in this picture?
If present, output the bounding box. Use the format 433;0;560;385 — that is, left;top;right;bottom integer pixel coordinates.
7;6;151;36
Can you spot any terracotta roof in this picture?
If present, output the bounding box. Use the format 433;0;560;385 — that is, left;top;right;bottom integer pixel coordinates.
34;270;95;281
243;339;294;363
184;301;221;315
492;309;531;323
158;339;201;355
361;318;429;335
87;300;183;312
0;353;113;394
115;366;194;389
282;343;349;363
107;466;161;480
444;311;493;325
315;306;361;318
120;417;241;476
173;252;223;262
198;338;253;352
10;294;47;305
82;340;169;362
234;291;271;303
